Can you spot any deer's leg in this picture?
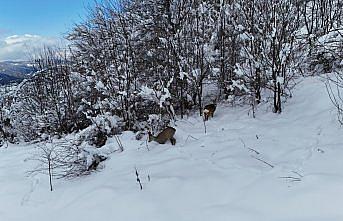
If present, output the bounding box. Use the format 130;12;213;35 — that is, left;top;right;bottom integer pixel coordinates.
204;113;208;121
170;137;176;145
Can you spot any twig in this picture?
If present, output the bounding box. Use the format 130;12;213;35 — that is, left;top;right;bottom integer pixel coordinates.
239;138;246;148
240;138;260;154
184;135;199;145
248;148;260;155
114;135;124;152
135;167;143;190
203;118;207;134
291;171;303;178
251;155;274;168
48;155;53;191
188;135;199;140
145;140;150;151
279;176;301;182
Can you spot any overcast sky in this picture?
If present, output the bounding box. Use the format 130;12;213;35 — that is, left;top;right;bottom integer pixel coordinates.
0;0;94;61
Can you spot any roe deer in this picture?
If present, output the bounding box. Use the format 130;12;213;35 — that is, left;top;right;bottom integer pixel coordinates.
203;103;216;121
148;127;176;145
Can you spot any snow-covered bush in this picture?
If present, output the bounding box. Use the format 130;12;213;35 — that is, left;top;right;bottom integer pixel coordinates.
29;138;108;186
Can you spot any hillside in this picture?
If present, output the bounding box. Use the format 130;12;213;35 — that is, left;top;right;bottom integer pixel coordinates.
0;61;34;85
0;76;342;221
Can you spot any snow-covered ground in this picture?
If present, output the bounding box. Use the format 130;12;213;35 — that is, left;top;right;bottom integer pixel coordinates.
1;76;343;221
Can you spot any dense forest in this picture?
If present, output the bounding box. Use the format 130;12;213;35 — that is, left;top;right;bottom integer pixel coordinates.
0;0;342;176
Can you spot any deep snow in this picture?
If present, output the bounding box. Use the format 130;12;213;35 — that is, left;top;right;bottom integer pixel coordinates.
1;76;343;221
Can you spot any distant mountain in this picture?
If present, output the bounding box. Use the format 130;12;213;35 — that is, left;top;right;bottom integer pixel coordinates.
0;61;35;85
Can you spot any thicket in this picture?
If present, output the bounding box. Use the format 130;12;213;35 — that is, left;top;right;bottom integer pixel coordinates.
1;0;342;146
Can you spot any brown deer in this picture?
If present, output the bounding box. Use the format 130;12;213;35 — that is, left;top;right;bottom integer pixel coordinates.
203;103;217;121
148;127;176;145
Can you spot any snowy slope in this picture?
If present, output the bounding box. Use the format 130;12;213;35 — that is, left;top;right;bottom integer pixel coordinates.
0;61;34;85
1;76;343;221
